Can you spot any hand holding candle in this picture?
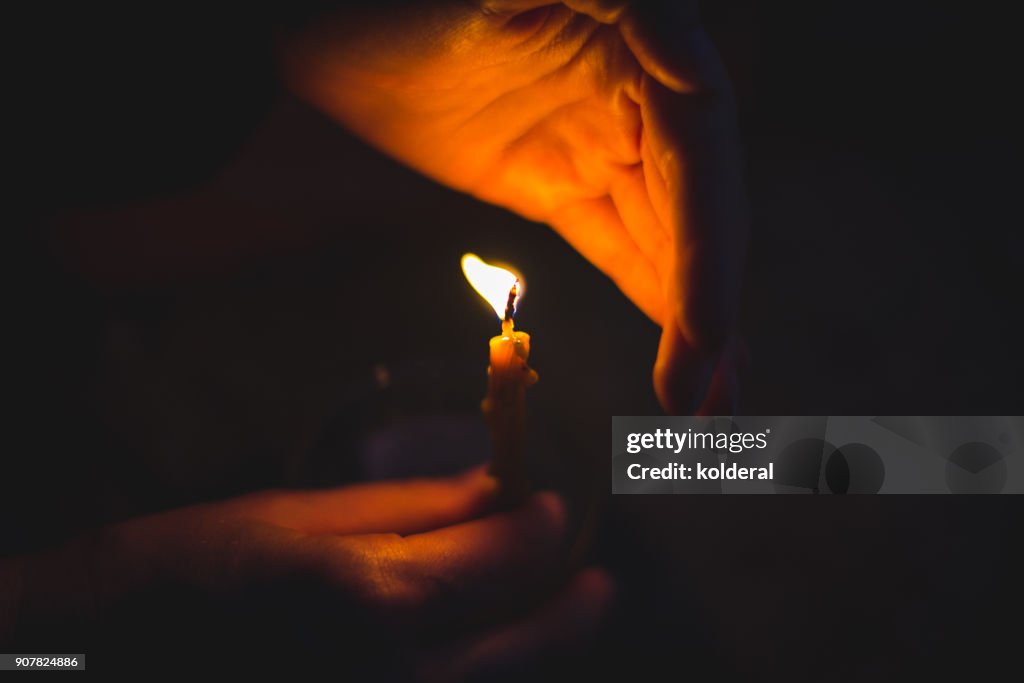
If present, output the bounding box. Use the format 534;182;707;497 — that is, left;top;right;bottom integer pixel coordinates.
462;254;539;504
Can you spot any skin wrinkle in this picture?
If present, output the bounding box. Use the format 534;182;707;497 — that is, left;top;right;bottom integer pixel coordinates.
351;534;416;626
603;74;650;153
410;545;464;627
497;4;558;46
468;23;637;206
350;31;588;186
580;21;640;141
453;16;600;143
473;6;579;77
609;165;671;259
485;102;600;213
639;112;675;239
487;0;629;24
543;6;595;52
566;0;628;24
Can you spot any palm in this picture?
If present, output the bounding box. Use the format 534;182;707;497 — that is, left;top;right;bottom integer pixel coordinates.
285;1;746;412
289;4;668;317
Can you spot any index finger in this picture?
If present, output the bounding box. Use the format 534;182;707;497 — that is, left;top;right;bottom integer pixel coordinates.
640;39;748;355
321;492;570;633
227;466;498;536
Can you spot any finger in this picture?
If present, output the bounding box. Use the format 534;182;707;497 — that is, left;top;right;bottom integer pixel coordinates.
230;466;499;536
332;491;570;631
550;196;665;323
418;567;614;683
618;3;709;94
642;71;747;357
654;313;714;415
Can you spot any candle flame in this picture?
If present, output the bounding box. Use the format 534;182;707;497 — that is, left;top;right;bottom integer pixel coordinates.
461;253;524;320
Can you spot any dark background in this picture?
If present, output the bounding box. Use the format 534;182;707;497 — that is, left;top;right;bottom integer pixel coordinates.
11;1;1022;678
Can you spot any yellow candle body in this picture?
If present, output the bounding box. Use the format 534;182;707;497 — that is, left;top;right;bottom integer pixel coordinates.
482;319;538;504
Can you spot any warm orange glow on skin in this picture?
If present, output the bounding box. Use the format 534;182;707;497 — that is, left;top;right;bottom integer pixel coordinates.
282;1;748;415
284;8;668;324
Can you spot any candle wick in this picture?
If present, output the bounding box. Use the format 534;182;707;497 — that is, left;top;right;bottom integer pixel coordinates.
503;282;518;323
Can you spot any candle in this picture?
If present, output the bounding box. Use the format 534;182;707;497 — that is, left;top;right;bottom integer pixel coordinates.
461;253;538;504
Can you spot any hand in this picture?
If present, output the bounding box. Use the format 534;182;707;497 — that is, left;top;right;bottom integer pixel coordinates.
281;0;748;414
7;468;612;679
